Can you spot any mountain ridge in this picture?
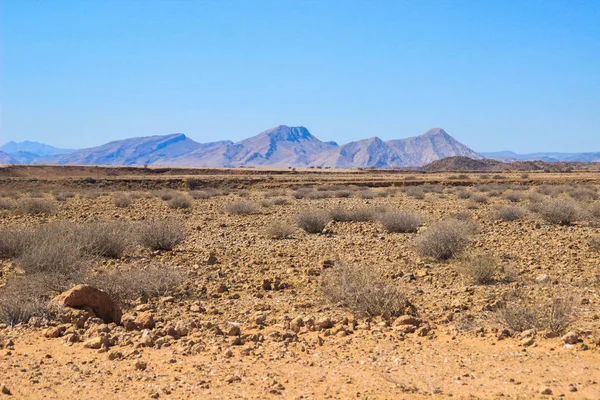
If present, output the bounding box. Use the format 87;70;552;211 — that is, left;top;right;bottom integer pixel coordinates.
2;125;481;168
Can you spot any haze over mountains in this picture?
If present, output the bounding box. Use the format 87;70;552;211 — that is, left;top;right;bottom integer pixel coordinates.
2;125;599;168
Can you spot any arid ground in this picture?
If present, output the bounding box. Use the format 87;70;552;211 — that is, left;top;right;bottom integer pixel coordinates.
1;166;600;399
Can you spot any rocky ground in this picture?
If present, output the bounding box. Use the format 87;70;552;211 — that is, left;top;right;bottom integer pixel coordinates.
1;171;600;399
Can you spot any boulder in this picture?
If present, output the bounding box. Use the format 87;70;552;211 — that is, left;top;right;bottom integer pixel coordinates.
52;285;122;324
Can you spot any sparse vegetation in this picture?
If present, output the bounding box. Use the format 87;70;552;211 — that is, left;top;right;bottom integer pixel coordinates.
538;199;582;225
296;211;330;233
113;193;132;208
16;198;56;215
496;297;574;335
265;221;295;239
378;211;421;233
321;262;414;319
414;219;473;260
168;195;192;209
494;205;527;221
457;253;498;285
226;201;259;215
137;219;186;251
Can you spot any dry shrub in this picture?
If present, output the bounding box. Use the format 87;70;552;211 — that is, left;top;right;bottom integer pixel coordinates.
292;189;312;199
87;264;187;304
226;201;259;215
568;187;598;202
28;191;45;198
457;190;472;199
307;191;333;199
330;207;379;222
137;219;186;250
587;203;600;220
378;212;421;233
189;189;219;199
168;195;192;209
504;191;524;203
265;221;295;239
538;199;582;225
494;206;527;221
405;186;425;199
184;177;203;190
78;222;134;258
414;219;473;260
321;262;414;319
17;198;56;215
260;199;272;208
457;253;498;285
79;190;103;199
113;193;131;208
358;191;374;199
0;198;14;210
271;198;290;206
472;194;488;204
0;230;31;258
296;211;330;233
0;276;51;325
16;222;85;280
590;237;600;253
334;190;352;198
264;189;287;198
496;297;574;335
155;189;176;201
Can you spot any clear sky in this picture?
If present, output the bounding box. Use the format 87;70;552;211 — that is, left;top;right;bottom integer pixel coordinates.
2;0;599;153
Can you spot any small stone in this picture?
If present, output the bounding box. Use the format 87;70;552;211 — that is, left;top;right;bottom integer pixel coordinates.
1;384;11;395
393;315;422;328
317;318;333;330
539;386;552;395
224;349;233;358
562;331;579;345
519;337;535;347
290;317;304;333
535;274;550;283
207;254;218;265
135;312;155;330
226;324;241;337
135;360;147;371
83;337;106;349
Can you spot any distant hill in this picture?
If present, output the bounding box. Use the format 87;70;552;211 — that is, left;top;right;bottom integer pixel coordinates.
3;126;479;168
0;151;18;164
0;140;76;164
481;151;600;163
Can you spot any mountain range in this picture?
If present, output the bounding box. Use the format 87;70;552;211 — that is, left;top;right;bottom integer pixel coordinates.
0;126;481;168
2;126;599;168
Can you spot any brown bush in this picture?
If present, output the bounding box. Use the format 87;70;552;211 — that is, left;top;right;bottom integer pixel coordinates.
504;191;524;203
226;201;259;215
189;190;214;199
184;177;203;190
78;222;134;259
456;190;472;199
472;194;489;204
265;221;295;239
113;193;131;208
168;195;192;209
155;190;176;201
457;253;498;285
494;206;527;221
0;276;51;326
496;297;574;335
17;198;56;215
378;211;421;233
137;219;186;251
0;199;15;210
414;219;473;260
330;207;380;222
538;199;582;225
321;262;415;319
87;264;187;305
16;222;85;283
296;211;330;233
271;198;290;206
0;230;31;258
404;186;425;199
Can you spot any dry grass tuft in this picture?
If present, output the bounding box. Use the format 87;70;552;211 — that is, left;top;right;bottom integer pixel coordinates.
414;219;473;260
457;253;498;285
321;262;415;319
265;221;295;239
113;193;132;208
296;211;331;233
87;264;187;305
378;211;421;233
16;198;56;215
496;297;574;335
226;201;259;215
494;206;527;221
168;195;192;209
538;199;582;225
137;219;186;251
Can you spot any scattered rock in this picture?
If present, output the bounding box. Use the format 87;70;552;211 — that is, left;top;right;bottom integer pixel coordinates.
1;384;10;395
562;331;579;345
135;312;155;330
51;285;122;324
135;360;147;371
539;386;552;395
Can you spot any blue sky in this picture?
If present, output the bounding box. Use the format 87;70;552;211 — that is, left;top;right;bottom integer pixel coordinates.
2;0;599;152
